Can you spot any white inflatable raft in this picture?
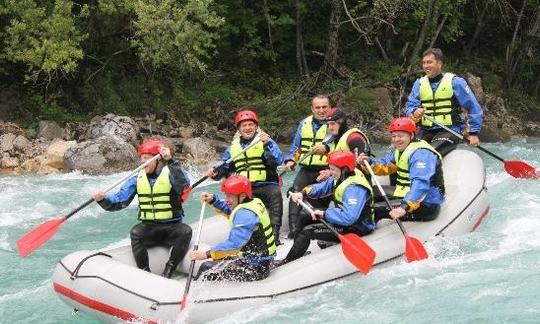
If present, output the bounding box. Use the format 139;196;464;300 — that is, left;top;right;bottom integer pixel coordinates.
52;149;490;323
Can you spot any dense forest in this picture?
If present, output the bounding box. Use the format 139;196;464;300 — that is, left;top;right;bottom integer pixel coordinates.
1;0;539;136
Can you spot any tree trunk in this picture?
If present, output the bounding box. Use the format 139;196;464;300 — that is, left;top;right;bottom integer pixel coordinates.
407;0;435;67
505;0;527;87
466;1;489;55
321;0;343;77
375;36;390;62
295;0;309;77
429;15;447;48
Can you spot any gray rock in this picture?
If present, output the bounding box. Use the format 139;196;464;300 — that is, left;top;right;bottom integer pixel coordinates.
13;135;31;151
38;120;65;140
0;133;16;152
64;136;138;175
84;114;140;145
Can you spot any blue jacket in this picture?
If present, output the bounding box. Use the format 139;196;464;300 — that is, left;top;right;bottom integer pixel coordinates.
285;117;327;162
305;178;376;232
98;160;190;223
209;195;274;265
404;74;484;134
369;148;444;209
215;136;284;187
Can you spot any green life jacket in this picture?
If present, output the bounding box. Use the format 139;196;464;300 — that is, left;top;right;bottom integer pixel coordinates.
333;169;374;223
419;72;459;127
137;166;173;221
331;128;370;152
394;140;444;198
229;198;277;256
230;138;267;182
299;115;328;167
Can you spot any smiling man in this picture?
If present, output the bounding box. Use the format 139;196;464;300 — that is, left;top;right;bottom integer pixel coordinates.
358;117;445;222
404;48;484;156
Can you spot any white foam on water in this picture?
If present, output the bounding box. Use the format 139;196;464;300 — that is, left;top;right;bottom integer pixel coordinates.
0;279;49;303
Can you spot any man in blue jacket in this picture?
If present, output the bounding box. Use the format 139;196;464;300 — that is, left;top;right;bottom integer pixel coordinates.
280;150;375;265
405;47;484;156
282;95;331;239
359;118;445;221
205;109;284;245
190;175;276;281
92;139;193;278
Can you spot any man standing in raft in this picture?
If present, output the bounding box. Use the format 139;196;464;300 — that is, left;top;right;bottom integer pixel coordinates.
92;139;193;278
205;109;284;245
405;47;484;156
190;175;276;281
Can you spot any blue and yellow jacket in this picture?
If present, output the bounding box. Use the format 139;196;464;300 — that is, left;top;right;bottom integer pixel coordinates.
404;73;483;134
368;148;444;211
208;195;275;266
97;160;190;223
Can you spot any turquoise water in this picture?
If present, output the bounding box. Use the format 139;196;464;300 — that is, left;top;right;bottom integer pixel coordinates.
1;140;539;323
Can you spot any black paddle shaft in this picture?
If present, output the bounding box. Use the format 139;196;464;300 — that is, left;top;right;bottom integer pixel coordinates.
64;198;95;220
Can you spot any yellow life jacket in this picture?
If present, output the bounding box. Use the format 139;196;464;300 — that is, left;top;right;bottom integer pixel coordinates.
331;128;370;152
394;140;443;198
230;138;267;182
419;72;457;127
136;166;173;220
229;198;277;256
333;169;374;223
299;116;328;167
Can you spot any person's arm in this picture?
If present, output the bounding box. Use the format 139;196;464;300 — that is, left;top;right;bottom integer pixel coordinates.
303;177;334;198
324;185;369;227
211;147;233;180
285;121;303;163
97;176;138;211
208;209;258;260
401;149;438;212
365;150;397;176
167;160;190;195
263;137;284;167
209;194;232;215
404;79;422;118
452;77;484;134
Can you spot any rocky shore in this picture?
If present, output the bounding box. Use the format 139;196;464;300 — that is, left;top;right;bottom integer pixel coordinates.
1;74;539;176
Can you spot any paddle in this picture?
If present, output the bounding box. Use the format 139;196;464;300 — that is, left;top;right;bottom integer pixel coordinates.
180;202;206;311
362;160;428;262
180;135;262;202
293;197;376;274
16;154;162;258
422;115;539;179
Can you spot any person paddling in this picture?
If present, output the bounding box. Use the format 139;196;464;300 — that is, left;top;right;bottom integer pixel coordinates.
358;117;445;222
92;139;193;278
279;150;375;265
205;109;284;245
190;175;276;281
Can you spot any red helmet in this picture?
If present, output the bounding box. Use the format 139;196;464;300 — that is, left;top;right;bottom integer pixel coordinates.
234;109;259;127
137;139;163;155
328;150;356;171
388;117;416;134
221;175;252;197
325;107;346;122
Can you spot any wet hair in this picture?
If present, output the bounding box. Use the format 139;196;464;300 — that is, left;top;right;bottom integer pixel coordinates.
422;48;444;62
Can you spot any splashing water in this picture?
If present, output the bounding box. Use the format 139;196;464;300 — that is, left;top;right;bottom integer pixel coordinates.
0;140;539;323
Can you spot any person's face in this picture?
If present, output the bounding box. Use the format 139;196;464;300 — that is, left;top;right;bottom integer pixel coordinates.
329;164;342;181
327;120;340;135
224;193;242;209
238;120;258;139
140;153;158;174
311;98;330;120
391;131;412;152
422;53;443;78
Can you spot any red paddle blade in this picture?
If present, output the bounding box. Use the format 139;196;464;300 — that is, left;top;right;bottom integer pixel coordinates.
504;160;539;179
339;233;376;274
16;216;66;257
278;176;283;188
404;235;428;262
180;187;192;203
180;295;187;310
